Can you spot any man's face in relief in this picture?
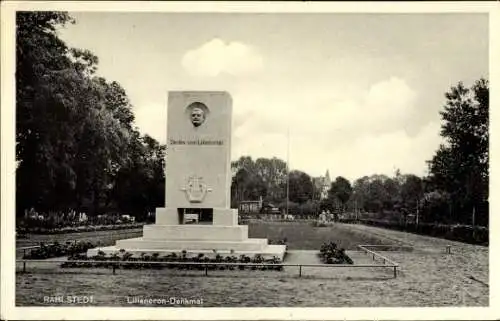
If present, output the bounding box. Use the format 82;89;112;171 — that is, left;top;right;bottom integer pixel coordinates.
191;107;205;127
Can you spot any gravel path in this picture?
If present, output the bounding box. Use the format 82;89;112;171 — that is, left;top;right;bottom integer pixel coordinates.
343;223;489;283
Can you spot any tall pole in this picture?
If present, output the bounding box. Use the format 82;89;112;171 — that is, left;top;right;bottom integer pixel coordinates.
286;127;290;217
416;198;419;226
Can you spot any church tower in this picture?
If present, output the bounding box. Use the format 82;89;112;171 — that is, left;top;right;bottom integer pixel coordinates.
320;170;331;200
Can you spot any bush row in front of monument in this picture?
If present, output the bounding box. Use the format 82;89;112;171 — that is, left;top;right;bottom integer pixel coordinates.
61;250;285;271
22;241;95;259
17;222;144;235
356;219;488;245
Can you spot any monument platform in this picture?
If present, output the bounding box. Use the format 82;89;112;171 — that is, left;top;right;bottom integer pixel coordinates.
88;222;287;260
87;243;287;260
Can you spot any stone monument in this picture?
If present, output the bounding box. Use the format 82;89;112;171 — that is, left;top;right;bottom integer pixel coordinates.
88;91;286;259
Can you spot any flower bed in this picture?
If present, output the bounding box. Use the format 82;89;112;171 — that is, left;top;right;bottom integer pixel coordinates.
19;223;144;235
318;241;354;264
61;250;285;271
23;241;96;259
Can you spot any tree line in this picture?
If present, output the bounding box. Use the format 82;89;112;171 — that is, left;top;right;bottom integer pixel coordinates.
231;77;489;226
16;12;489;227
16;12;165;220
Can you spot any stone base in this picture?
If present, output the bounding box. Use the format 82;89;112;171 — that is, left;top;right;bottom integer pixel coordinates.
87;244;287;261
143;224;248;241
88;206;286;260
115;237;269;251
156;207;238;225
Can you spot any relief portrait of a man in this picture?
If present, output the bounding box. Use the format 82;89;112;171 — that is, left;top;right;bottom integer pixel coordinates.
187;102;209;128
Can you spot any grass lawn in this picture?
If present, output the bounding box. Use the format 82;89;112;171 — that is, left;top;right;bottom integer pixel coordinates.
248;221;397;250
15;221;489;307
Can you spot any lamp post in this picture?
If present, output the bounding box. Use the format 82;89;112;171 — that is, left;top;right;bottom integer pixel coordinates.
416;198;419;226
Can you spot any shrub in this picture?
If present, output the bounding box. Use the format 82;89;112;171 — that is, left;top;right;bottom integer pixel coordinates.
122;252;133;261
269;238;287;245
318;241;354;264
252;254;264;263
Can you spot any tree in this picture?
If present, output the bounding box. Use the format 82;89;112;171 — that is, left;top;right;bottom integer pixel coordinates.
328;176;353;212
382;177;400;210
427;79;489;225
420;190;451;223
112;132;165;219
231;157;267;203
230;156;290;206
254;157;287;202
15;12;163;220
288;170;313;204
16;12;75;214
351;176;370;212
400;174;424;211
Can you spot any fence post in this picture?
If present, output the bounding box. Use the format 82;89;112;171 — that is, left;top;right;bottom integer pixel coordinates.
23;261;26;273
299;265;302;277
372;253;375;261
393;266;397;278
112;265;116;275
205;265;208;276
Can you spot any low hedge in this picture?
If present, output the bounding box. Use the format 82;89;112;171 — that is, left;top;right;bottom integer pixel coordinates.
357;219;488;245
61;251;285;271
18;223;144;235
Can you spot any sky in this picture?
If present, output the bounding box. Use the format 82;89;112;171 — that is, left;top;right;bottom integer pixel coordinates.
58;12;488;181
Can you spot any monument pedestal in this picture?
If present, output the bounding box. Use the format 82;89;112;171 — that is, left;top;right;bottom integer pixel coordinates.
87;207;287;260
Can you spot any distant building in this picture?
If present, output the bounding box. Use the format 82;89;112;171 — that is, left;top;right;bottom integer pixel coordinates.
239;196;263;214
313;170;331;200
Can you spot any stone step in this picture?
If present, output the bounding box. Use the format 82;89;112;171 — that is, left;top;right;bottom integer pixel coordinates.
87;244;287;261
143;224;248;241
115;237;268;252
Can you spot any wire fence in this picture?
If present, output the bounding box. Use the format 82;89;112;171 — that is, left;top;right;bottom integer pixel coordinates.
16;258;399;278
16;243;401;278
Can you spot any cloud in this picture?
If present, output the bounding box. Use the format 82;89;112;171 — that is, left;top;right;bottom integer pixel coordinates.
331;121;441;180
279;121;441;182
229;76;439;179
182;38;264;77
132;76;440;181
232;77;418;146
